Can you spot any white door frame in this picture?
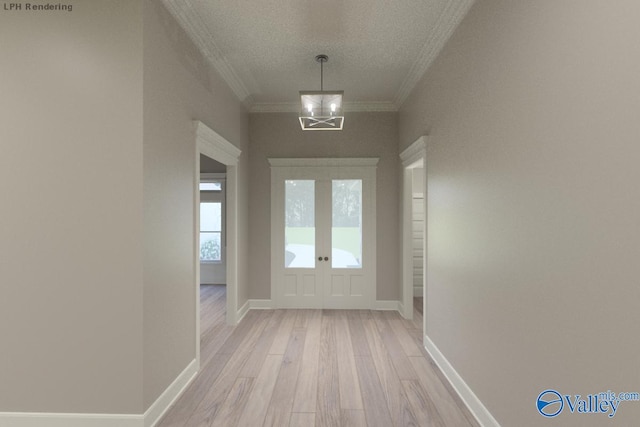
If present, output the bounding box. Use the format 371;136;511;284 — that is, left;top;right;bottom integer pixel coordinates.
400;136;427;320
269;157;378;309
194;121;241;367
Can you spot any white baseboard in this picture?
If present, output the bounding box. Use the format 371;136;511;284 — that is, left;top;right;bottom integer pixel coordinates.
237;299;274;322
413;286;423;297
236;300;250;323
0;359;199;427
0;413;143;427
241;300;402;315
144;358;198;427
374;300;400;311
248;299;274;309
424;335;500;427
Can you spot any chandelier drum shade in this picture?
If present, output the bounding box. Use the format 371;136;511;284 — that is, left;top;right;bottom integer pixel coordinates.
299;54;344;131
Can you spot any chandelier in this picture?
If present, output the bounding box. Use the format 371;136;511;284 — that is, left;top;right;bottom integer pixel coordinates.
299;54;344;131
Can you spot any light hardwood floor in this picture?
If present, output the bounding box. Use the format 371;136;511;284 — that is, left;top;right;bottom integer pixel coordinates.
157;286;479;427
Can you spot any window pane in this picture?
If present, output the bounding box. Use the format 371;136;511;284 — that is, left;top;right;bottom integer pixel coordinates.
200;182;222;191
285;180;315;268
332;180;362;268
200;202;221;232
200;232;221;261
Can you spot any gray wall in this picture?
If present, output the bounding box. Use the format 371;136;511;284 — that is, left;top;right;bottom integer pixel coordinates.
399;0;640;425
0;0;144;413
0;0;251;415
143;0;250;410
248;112;400;301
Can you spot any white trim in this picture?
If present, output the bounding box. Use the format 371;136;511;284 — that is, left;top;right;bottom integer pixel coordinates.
400;137;427;320
163;0;473;112
196;121;242;166
237;299;274;323
248;299;274;309
195;120;242;377
268;157;379;168
413;286;424;297
144;359;198;427
160;1;253;106
374;300;401;311
400;136;427;167
236;300;250;323
424;335;500;427
394;0;475;108
0;413;143;427
0;360;198;427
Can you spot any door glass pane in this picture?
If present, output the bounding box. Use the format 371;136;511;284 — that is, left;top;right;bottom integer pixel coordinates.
200;202;221;232
200;232;221;261
285;180;315;268
200;202;222;262
332;180;362;268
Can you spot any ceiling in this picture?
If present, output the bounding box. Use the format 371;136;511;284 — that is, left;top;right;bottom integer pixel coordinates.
161;0;474;112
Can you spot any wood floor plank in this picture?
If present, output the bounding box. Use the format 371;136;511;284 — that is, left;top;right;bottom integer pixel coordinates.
237;354;283;427
316;312;341;427
216;309;266;355
269;309;297;355
354;356;393;427
294;309;309;328
335;311;363;410
371;311;418;380
238;309;285;377
385;313;423;357
210;377;254;427
289;412;316;427
408;356;473;427
180;311;273;426
292;310;321;413
341;409;367;427
346;311;371;357
263;328;306;427
361;317;406;422
402;379;446;427
157;354;232;427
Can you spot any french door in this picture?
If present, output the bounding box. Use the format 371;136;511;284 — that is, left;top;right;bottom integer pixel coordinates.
270;158;377;309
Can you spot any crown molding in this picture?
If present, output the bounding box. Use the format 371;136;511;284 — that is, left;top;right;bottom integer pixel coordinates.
250;101;399;114
394;0;475;108
161;0;474;112
161;0;254;106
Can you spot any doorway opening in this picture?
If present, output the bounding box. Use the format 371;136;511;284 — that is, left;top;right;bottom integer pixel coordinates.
401;137;427;321
199;158;227;286
194;121;241;367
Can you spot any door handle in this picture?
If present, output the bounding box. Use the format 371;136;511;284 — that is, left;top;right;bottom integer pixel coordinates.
324;256;329;261
318;257;323;261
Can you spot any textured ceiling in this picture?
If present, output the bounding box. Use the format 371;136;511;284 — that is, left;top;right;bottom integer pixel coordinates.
162;0;475;112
